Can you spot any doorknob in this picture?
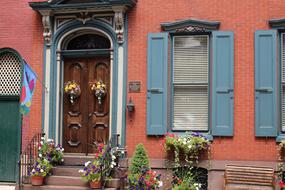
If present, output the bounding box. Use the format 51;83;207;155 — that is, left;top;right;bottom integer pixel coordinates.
147;88;163;93
255;88;272;93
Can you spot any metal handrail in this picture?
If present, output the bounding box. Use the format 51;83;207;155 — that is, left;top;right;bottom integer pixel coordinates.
17;133;45;190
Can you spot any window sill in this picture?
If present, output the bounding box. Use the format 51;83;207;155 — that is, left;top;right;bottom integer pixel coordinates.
276;134;285;142
169;131;213;141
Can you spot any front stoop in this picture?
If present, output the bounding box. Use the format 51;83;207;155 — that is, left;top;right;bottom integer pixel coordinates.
17;154;123;190
16;184;117;190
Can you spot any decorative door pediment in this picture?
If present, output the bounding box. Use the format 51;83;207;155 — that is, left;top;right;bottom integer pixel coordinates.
29;0;137;45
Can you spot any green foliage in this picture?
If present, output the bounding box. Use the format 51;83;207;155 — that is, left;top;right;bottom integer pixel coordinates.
128;168;162;189
163;132;210;190
30;158;52;177
172;179;199;190
129;143;150;175
38;138;64;166
79;160;101;182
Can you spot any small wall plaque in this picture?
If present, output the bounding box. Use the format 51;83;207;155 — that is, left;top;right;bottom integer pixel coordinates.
129;81;141;93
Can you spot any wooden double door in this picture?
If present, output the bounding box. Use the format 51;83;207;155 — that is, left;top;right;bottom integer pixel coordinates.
63;57;110;153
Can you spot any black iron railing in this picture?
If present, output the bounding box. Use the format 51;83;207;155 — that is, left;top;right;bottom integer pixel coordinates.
18;133;45;190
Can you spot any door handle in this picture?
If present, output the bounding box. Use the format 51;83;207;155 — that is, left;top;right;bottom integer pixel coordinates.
147;88;163;93
255;88;273;93
216;88;233;93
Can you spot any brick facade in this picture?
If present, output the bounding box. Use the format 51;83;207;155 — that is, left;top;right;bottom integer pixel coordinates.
126;0;285;161
1;0;285;188
0;0;43;149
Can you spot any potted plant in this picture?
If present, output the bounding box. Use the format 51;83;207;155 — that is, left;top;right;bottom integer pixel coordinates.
128;144;163;189
79;160;101;189
162;132;210;190
38;138;64;166
29;158;52;186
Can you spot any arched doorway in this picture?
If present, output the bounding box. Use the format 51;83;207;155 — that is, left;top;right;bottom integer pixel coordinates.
61;32;112;154
0;49;22;181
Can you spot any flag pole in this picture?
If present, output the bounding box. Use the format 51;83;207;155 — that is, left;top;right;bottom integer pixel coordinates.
23;59;49;93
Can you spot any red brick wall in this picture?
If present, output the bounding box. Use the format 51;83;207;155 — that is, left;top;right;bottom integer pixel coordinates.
126;0;285;161
0;0;43;149
2;0;285;161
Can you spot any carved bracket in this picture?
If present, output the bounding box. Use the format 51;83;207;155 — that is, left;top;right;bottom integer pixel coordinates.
42;15;52;46
76;12;92;25
114;11;124;45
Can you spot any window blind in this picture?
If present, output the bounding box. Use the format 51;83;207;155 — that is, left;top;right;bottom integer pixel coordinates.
173;35;208;130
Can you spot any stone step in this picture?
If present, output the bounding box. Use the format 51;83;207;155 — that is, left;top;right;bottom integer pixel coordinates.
17;184;117;190
63;154;94;166
104;178;120;188
45;176;88;187
45;175;121;188
52;166;81;177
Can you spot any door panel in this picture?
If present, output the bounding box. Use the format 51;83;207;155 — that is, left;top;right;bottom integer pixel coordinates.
0;99;19;182
63;57;110;153
88;58;110;147
64;59;88;153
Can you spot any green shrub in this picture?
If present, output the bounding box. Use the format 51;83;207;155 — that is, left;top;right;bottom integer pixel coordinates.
129;143;150;175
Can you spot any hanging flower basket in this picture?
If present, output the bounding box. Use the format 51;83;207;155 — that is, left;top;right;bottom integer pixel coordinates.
64;81;81;104
90;80;107;105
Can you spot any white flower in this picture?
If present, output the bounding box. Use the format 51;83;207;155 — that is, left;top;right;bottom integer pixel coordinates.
85;161;91;167
61;158;64;162
183;141;187;145
112;155;116;159
194;183;201;190
188;145;192;149
38;147;41;150
121;151;125;154
62;148;64;151
40;169;44;173
110;165;114;168
39;153;42;158
78;169;84;173
32;169;35;172
111;161;116;167
158;181;163;187
40;141;43;145
41;137;45;140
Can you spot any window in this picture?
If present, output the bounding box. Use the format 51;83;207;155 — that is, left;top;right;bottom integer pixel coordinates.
147;30;234;137
172;35;209;131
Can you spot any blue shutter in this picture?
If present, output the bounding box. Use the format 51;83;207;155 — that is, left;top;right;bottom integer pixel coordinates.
147;33;168;135
212;31;234;136
254;30;277;137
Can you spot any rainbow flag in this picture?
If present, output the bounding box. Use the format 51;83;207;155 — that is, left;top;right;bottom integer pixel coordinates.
20;61;37;115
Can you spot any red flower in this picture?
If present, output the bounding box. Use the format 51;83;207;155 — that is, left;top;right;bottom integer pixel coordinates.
280;181;285;188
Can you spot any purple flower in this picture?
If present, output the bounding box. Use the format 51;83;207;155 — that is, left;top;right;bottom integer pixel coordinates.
192;132;201;137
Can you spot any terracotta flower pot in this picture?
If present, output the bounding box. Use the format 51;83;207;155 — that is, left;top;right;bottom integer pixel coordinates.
31;176;44;186
89;180;101;189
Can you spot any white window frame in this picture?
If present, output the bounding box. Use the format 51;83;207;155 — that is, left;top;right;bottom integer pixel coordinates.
171;35;209;131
